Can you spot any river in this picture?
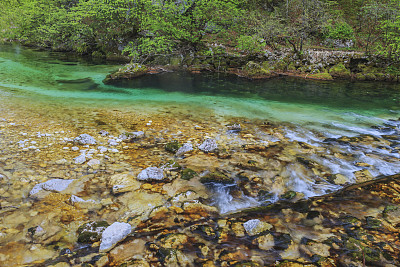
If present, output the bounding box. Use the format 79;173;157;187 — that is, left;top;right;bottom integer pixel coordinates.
0;44;400;266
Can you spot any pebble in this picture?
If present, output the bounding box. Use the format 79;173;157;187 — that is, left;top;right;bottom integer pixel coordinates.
87;159;101;167
74;154;86;164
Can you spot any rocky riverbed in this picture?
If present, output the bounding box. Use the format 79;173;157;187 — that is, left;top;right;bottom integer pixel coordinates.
1;93;400;266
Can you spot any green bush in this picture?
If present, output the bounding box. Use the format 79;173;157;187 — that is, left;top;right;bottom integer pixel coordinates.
325;21;354;40
236;35;265;54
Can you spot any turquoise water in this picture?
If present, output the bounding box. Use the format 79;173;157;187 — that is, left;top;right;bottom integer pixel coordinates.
1;43;400;137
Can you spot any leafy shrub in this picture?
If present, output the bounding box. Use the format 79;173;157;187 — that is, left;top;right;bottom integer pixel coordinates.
236;35;265;54
325;21;354;41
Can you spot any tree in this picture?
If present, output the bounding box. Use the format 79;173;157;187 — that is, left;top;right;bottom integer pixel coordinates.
123;0;244;61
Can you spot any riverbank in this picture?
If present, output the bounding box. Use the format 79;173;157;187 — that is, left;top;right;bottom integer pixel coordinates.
104;49;400;84
1;82;400;266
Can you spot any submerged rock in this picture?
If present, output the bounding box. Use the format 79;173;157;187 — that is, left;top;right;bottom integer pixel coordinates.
29;179;74;197
198;138;218;153
99;222;132;252
243;219;272;236
119;131;144;141
77;221;109;243
175;143;193;156
137;167;164;181
108;173;141;194
180;168;197;180
165;140;182;153
200;171;234;184
73;134;97;145
74;154;86;164
227;123;241;133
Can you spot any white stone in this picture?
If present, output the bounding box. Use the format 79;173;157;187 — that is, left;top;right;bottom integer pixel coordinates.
71;146;79;151
98;146;108;153
108;139;119;146
99;222;132;252
74;154;86;164
198;139;218;152
243;219;272;236
175;143;193;156
137;167;164;181
29;179;74;196
87;159;100;167
74;134;97;145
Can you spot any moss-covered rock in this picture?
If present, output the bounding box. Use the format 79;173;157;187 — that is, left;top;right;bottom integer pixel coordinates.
165;140;182;153
243;61;273;79
200;171;234;184
103;63;148;84
329;63;351;78
308;72;333;80
355;73;366;81
281;191;297;200
181;168;196;180
77;221;109;243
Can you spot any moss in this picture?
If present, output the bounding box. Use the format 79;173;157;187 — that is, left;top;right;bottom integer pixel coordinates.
281;190;296;200
243;61;272;78
181;168;196;180
167;160;181;170
287;62;296;71
165;140;182;153
77;221;109;243
200;171;234;184
329;63;351;78
383;205;398;218
273;59;288;71
365;216;382;229
103;63;148;84
308;72;333;80
363;72;377;80
355;73;366;81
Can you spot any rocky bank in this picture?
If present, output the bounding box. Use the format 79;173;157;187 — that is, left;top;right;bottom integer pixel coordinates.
103;49;400;84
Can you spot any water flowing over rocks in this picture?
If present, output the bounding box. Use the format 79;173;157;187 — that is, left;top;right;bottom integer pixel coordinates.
1;99;400;266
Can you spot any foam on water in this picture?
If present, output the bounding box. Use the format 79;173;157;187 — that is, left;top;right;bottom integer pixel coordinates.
210;183;260;214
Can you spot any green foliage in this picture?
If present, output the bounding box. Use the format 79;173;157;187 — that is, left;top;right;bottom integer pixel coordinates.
1;0;400;61
325;20;354;40
236;35;265;54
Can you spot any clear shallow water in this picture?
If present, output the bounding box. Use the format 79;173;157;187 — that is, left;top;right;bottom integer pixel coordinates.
1;44;400;137
1;43;400;213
